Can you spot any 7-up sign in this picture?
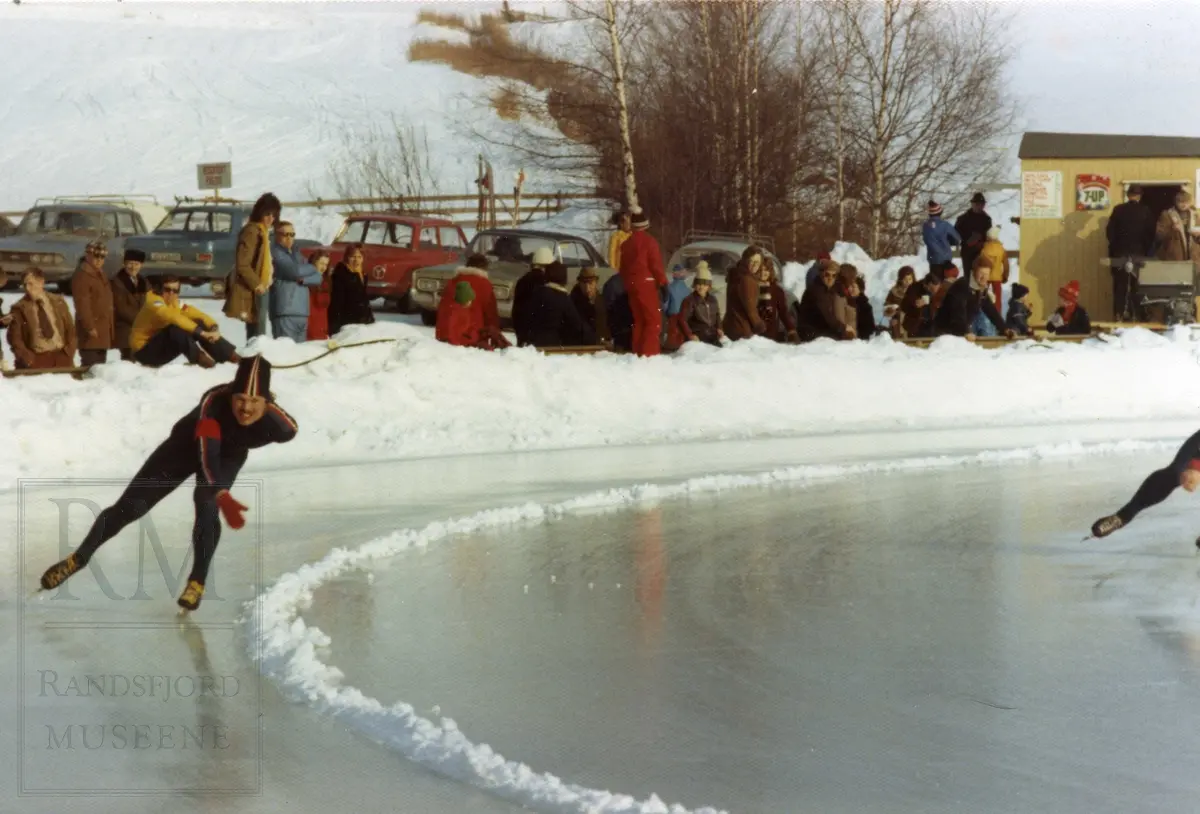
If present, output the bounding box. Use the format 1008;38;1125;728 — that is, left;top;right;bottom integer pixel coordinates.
1076;174;1110;211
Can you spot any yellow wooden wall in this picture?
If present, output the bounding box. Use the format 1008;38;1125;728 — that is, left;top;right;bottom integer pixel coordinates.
1018;157;1200;321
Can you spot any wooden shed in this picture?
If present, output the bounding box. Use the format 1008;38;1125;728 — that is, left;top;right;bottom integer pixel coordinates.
1017;131;1200;321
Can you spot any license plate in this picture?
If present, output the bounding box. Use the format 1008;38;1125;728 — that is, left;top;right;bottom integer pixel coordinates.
150;252;181;263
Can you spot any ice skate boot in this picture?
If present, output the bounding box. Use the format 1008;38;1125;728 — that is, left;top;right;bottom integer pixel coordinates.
1091;515;1124;539
40;553;84;591
177;580;205;612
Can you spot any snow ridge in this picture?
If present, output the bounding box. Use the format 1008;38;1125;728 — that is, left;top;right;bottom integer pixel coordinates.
245;437;1170;814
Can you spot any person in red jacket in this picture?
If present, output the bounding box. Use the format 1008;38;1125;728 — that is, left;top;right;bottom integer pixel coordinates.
435;253;509;349
618;209;668;356
306;250;331;341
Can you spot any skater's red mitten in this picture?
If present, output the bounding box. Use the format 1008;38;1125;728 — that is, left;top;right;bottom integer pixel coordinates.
215;490;248;530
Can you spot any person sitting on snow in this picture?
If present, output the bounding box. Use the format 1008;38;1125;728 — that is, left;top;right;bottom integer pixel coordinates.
883;266;915;338
512;246;555;347
436;253;509;350
1006;283;1034;337
669;263;723;348
570;266;607;340
898;272;940;339
436;282;498;350
934;257;1014;340
1045;280;1091;336
130;276;240;368
527;261;598;348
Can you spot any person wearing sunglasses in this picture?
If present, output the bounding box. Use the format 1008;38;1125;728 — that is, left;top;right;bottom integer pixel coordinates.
268;221;322;343
72;239;115;366
129;276;239;368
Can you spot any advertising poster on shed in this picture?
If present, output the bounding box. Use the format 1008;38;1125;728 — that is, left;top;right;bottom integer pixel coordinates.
1076;174;1110;210
1022;171;1063;219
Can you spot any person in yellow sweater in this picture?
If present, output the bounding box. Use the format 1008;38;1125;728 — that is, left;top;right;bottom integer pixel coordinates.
131;276;240;368
607;210;631;269
978;226;1010;310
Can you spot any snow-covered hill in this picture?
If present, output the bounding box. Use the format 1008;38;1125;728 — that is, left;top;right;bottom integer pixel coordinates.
0;0;574;240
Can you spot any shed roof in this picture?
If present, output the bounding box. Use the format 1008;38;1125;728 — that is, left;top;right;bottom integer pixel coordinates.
1019;132;1200;160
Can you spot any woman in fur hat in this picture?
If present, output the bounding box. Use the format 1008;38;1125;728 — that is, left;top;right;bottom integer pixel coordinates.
756;256;798;343
37;355;299;612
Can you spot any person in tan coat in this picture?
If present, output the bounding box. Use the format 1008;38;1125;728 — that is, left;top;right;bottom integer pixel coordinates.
1155;191;1200;264
224;193;281;342
8;268;77;370
722;246;768;340
110;248;149;361
71;240;115;365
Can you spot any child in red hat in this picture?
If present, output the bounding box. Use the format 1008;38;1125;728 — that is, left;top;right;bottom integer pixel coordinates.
1045;280;1092;335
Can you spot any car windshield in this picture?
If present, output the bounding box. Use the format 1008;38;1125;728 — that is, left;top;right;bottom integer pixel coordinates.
155;209;234;234
16;209;104;236
471;232;556;263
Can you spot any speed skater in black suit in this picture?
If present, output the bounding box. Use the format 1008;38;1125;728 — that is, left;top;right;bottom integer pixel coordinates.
38;355;298;611
1091;428;1200;543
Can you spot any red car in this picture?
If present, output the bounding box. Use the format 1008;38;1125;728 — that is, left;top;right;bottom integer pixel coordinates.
306;213;468;311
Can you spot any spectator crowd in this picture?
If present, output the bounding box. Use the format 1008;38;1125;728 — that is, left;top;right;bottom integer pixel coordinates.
0;193;1098;373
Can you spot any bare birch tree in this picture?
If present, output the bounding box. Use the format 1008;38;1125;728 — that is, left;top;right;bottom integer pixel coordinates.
605;0;639;212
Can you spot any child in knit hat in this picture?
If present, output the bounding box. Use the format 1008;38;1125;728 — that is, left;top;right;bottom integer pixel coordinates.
1046;280;1092;335
1006;282;1034;337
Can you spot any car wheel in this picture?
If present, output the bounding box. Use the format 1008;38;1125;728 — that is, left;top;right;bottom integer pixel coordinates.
420;308;437;326
57;279;71;297
210;280;226;299
397;290;414;313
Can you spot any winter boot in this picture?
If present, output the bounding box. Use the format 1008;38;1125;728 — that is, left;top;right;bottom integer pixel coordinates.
1091;514;1124;539
177;580;205;612
40;552;85;591
196;349;216;369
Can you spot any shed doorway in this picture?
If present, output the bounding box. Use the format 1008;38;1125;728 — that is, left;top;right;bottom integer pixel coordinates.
1135;182;1185;223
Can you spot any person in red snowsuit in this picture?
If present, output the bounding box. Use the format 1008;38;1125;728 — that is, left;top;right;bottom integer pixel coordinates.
435;253;509;349
436;281;507;350
618;210;668;357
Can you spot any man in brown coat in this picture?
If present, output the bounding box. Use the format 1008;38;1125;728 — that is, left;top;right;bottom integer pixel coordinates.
8;268;77;370
71;240;115;365
1155;191;1200;264
111;248;149;361
796;260;854;341
224;193;281;342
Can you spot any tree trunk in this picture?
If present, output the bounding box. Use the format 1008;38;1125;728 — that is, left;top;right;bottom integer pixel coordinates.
749;0;760;235
605;0;639;212
700;2;726;225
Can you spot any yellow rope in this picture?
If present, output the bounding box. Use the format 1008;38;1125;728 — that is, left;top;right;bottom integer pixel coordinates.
271;337;399;370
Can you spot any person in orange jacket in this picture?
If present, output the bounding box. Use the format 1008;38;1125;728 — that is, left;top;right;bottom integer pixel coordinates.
435;253;509;349
618;209;668;357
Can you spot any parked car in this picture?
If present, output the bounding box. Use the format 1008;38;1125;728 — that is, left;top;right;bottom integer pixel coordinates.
409;228;616;325
665;230;787;315
124;201;320;298
0;196;168;293
303;212;468;311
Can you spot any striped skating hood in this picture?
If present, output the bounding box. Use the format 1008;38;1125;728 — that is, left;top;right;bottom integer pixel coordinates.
232;355;271;399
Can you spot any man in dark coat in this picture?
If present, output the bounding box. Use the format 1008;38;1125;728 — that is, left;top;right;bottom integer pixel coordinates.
795;260;853;341
954;192;993;278
526;262;598;348
1106;184;1155;321
511;246;554;347
37;355;298;612
111;249;149;361
602;272;633;352
934;259;1014;339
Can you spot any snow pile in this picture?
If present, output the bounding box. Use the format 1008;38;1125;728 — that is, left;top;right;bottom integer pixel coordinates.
5;308;1200;490
780;241;1021;320
247;436;1168;814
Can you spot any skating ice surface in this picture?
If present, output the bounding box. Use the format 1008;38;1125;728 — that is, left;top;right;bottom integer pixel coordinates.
6;427;1200;813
